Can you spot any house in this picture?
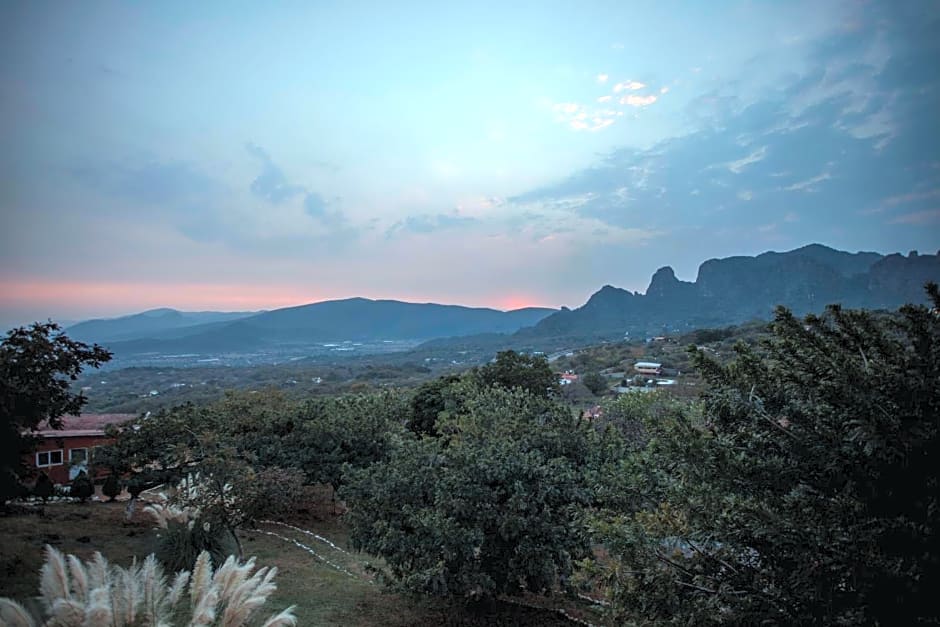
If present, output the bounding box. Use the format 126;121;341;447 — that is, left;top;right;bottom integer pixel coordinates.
30;414;135;484
634;361;663;375
558;372;580;385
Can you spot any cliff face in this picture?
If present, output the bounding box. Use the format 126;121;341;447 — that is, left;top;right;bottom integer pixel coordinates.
522;245;939;341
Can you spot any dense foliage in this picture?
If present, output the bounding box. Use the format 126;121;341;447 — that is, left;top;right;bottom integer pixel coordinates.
474;350;559;398
594;284;940;624
342;386;593;598
0;322;111;501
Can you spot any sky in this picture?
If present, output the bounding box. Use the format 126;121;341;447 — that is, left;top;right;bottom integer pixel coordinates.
1;0;939;326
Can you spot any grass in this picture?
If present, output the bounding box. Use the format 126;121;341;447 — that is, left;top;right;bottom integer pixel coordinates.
0;494;605;626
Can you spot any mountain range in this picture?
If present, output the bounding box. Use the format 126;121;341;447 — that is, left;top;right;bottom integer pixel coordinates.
67;244;940;361
516;244;940;343
68;300;556;357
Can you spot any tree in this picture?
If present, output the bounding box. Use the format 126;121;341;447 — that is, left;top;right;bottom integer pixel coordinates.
598;285;940;624
581;371;608;395
342;386;593;599
475;350;559;398
0;322;111;501
408;374;462;437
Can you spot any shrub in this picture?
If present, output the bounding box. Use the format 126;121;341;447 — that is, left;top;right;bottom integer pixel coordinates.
101;474;121;501
155;517;240;573
69;472;94;503
32;473;53;502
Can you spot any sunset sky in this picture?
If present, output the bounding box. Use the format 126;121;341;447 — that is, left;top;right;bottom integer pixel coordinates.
2;1;938;327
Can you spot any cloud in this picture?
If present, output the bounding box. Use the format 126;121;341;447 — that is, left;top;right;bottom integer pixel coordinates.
303;193;346;227
783;172;832;192
597;95;612;103
613;80;646;92
890;209;940;225
510;7;940;244
245;142;305;203
386;212;479;237
596;74;609;83
619;94;657;107
883;188;940;206
73;159;217;206
552;102;621;132
727;146;768;173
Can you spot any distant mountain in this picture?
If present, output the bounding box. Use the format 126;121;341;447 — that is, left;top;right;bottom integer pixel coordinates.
97;299;556;356
518;244;940;342
67;308;258;343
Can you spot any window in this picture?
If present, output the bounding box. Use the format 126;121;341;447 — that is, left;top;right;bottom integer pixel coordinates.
36;450;64;467
69;448;88;464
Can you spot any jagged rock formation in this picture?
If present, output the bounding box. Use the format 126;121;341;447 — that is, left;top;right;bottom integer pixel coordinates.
519;244;940;341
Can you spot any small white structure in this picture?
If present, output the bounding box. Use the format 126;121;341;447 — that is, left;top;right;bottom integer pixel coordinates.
634;361;662;375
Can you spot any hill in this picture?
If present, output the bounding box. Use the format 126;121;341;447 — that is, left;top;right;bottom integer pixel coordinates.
66;308;258;343
90;299;555;359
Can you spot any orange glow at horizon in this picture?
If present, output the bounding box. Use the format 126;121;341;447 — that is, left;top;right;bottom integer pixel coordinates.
0;280;557;316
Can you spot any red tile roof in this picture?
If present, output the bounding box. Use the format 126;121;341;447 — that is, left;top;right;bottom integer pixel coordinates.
36;413;136;437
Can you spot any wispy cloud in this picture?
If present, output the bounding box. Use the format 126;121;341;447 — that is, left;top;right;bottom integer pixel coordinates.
889;209;940;225
619;94;657;107
245;142;305;204
386;212;478;237
596;73;609;83
727;146;768;174
551;102;622;131
783;172;831;192
613;80;646;92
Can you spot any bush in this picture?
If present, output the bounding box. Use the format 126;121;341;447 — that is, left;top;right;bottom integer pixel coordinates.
126;474;147;499
101;473;121;501
70;471;94;502
32;472;54;501
155;518;240;572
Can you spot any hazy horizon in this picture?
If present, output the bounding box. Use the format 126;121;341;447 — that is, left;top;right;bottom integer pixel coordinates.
2;1;938;329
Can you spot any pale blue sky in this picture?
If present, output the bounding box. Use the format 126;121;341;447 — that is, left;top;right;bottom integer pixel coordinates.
1;0;938;324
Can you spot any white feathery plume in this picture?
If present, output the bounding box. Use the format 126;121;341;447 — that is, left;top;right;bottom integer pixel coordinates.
215;555;254;604
0;598;36;627
83;587;114;627
167;571;190;607
139;554;166;625
189;552;213;613
258;606;298;627
187;582;219;627
86;552;109;591
48;597;84;625
66;555;89;605
39;545;70;612
219;566;274;627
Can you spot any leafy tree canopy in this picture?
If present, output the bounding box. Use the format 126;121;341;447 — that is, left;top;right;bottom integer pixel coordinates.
0;322;111;500
597;284;940;625
342;385;594;599
474;350;559;399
